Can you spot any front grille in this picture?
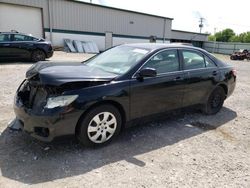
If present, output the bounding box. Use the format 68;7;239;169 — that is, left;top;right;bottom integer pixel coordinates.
18;81;47;110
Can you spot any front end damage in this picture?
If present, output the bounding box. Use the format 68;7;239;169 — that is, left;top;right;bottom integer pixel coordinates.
14;80;80;141
13;63;114;141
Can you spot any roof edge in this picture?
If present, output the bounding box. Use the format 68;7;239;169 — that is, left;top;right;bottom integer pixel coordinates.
172;29;209;36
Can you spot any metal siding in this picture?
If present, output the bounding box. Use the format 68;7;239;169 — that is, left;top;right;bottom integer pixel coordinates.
171;30;208;41
51;0;170;38
1;0;181;45
164;19;172;39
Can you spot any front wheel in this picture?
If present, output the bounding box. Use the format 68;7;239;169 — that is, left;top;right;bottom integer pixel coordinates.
203;87;225;115
76;104;122;147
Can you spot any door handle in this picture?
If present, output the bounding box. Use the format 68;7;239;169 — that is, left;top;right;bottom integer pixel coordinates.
173;76;183;81
212;71;218;76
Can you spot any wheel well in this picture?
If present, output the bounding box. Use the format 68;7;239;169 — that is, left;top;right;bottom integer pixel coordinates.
75;100;126;135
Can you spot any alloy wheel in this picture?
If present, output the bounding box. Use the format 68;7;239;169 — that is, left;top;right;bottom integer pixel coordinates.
87;112;117;143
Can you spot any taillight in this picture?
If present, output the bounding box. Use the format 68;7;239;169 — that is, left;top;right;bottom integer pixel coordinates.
232;69;237;77
48;44;53;51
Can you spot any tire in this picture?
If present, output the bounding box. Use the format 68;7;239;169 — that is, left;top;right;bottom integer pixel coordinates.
203;87;225;115
76;104;122;147
31;50;46;62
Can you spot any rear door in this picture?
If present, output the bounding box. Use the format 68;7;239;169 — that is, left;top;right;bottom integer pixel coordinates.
10;34;35;58
180;49;220;106
130;49;185;119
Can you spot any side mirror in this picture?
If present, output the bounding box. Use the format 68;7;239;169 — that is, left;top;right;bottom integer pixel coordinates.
137;68;157;78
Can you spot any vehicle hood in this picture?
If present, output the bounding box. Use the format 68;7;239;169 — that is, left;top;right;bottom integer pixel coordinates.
26;62;117;86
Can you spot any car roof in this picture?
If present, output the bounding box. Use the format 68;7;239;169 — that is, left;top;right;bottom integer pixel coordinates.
122;43;228;67
123;43;202;51
0;32;31;36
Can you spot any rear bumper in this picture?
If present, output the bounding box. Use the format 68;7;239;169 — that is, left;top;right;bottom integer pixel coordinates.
14;98;82;142
46;50;54;58
227;76;236;98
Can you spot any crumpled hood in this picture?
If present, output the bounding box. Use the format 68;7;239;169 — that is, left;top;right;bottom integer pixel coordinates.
26;62;117;86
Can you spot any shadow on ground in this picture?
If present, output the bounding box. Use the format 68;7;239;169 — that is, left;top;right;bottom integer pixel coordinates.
0;107;237;184
0;59;35;64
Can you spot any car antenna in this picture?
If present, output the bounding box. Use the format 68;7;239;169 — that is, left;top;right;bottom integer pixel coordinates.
11;30;18;33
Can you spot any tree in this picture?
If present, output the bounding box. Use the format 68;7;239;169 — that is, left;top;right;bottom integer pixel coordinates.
243;32;250;43
208;35;216;41
229;35;240;42
208;29;250;43
215;28;235;42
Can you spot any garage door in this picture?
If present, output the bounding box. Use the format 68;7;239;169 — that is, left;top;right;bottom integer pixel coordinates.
0;3;43;38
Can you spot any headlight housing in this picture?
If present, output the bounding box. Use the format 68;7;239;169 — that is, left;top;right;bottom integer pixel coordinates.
45;95;78;109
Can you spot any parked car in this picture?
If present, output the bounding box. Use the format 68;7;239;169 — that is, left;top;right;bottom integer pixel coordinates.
14;44;236;146
0;31;53;62
230;49;249;60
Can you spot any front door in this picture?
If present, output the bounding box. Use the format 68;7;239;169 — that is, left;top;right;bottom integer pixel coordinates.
10;34;33;59
130;49;185;119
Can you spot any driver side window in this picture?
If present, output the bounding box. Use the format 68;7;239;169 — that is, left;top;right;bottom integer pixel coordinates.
142;49;179;74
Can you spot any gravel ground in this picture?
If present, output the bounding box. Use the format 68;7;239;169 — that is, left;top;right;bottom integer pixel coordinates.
0;52;249;188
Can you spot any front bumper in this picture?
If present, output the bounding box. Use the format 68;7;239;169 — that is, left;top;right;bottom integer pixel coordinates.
14;96;82;142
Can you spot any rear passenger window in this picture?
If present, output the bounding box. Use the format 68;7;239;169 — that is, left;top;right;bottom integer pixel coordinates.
142;49;179;74
13;34;35;41
205;56;216;67
182;51;205;70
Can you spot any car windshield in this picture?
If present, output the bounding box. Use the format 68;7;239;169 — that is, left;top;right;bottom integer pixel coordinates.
85;46;150;75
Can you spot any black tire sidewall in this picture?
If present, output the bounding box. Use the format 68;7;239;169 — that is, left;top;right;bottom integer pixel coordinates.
205;87;225;115
77;104;122;147
31;50;45;62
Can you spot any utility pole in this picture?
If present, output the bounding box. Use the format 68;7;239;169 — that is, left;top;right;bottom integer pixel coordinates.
213;28;217;53
199;18;204;33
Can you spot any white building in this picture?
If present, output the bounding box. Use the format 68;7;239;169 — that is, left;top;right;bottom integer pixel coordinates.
0;0;208;50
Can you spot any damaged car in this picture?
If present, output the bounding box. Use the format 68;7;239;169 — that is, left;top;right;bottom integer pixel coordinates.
14;44;236;146
230;49;250;60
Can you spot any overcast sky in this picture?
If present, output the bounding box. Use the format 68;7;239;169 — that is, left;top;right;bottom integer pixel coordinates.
81;0;250;34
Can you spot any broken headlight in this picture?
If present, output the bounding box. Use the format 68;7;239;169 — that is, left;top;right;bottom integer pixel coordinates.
45;95;78;109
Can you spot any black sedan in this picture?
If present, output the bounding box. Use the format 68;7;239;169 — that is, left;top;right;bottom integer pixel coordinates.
0;32;53;62
14;44;236;146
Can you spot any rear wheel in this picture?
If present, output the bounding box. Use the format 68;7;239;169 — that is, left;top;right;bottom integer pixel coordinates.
203;86;225;115
31;50;46;62
76;104;122;147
